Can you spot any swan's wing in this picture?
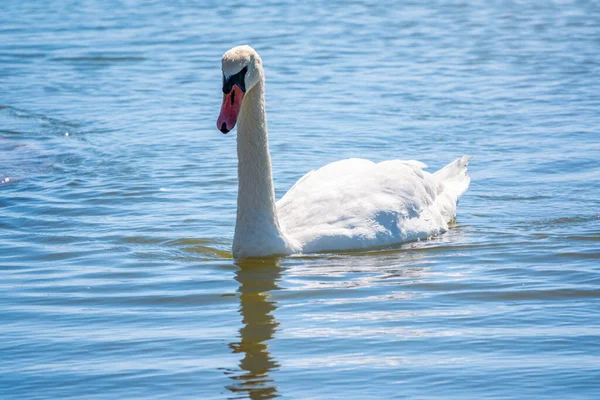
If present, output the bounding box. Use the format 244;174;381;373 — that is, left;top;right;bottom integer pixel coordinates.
276;158;446;252
285;168;316;194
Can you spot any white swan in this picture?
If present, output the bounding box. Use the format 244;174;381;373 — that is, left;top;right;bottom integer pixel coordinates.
217;45;471;259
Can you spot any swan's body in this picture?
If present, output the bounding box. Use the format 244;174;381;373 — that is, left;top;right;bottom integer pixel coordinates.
217;46;471;259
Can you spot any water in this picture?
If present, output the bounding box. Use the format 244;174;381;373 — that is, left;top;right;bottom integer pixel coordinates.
1;0;599;398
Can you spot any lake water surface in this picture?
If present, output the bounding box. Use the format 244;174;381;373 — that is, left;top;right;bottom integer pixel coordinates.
1;1;599;399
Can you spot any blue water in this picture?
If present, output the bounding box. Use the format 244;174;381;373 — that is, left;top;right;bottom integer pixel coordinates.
1;1;599;399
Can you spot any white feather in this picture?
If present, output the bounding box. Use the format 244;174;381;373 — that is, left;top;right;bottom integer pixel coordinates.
277;157;471;253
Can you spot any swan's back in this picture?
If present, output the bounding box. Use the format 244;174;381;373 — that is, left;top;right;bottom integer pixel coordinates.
276;157;470;253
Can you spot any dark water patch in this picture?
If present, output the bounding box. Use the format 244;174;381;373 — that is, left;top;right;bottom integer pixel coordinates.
528;215;600;227
566;234;600;242
121;236;169;245
477;194;552;201
557;251;600;260
0;52;46;59
66;292;239;308
165;238;232;257
448;288;600;302
52;56;147;63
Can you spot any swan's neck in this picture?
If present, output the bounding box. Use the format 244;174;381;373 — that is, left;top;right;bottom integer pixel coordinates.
233;78;291;258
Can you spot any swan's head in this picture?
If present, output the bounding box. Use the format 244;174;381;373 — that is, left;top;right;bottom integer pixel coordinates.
217;45;263;134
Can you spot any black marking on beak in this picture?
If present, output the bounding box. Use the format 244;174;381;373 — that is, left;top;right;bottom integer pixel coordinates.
222;66;248;94
220;122;229;134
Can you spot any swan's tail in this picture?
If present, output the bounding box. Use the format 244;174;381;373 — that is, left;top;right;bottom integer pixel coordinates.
434;156;471;221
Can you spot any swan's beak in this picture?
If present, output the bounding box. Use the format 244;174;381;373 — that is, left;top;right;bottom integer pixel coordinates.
217;85;244;134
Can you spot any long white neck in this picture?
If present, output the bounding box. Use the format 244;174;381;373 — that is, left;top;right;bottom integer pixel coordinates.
232;76;291;258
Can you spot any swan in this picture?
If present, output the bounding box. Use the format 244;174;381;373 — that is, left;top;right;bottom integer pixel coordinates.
216;45;471;259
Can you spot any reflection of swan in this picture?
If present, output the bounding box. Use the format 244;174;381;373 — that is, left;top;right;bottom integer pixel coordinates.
217;45;471;258
227;259;282;399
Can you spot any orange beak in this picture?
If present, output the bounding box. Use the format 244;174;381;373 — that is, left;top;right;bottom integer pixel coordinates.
217;85;244;134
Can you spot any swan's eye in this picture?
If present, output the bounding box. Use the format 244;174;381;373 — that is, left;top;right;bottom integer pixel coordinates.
222;66;248;94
